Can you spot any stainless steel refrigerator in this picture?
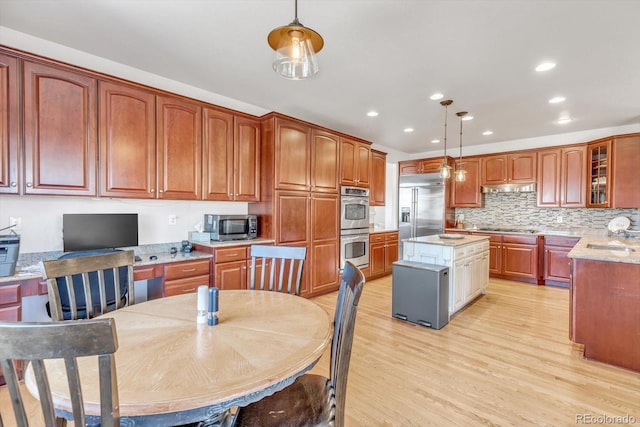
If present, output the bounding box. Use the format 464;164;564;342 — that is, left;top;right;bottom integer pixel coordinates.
398;173;446;259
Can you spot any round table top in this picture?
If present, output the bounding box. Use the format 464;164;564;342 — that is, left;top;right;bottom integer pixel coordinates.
26;290;332;419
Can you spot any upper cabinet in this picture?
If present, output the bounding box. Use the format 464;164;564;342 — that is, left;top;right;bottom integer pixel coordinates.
370;150;387;206
398;158;442;175
0;53;19;194
274;118;311;191
586;140;610;207
340;137;371;188
537;145;587;207
99;80;156;198
588;133;640;208
202;108;260;201
482;152;536;185
310;129;340;193
23;60;97;196
156;95;202;200
451;157;482;207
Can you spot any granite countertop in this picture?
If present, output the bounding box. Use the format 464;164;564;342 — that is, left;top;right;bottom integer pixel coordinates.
445;227;609;238
568;236;640;264
369;226;399;233
190;237;275;248
403;234;489;247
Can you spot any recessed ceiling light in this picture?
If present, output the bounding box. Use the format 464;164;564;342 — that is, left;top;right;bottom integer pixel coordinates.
367;111;379;117
461;115;473;121
430;93;444;100
549;96;566;104
482;130;493;136
536;62;556;72
556;117;572;124
404;127;414;133
431;139;440;144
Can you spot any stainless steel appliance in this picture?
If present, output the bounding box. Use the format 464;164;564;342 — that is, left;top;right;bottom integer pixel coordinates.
398;173;446;259
340;186;370;269
340;186;369;231
203;214;258;241
340;230;369;270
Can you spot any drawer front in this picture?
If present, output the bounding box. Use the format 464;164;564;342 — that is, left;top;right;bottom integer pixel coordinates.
215;247;248;263
164;259;211;280
0;284;21;306
503;234;538;245
369;234;385;243
384;233;399;242
0;305;21;321
544;236;580;247
165;275;211;296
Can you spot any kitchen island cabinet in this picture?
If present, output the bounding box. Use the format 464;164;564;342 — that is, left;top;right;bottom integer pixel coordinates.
568;238;640;372
402;234;489;315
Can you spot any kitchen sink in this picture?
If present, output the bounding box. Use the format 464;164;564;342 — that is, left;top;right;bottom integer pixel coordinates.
586;243;636;253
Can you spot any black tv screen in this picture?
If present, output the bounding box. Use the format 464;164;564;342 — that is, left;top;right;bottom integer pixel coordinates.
63;213;139;252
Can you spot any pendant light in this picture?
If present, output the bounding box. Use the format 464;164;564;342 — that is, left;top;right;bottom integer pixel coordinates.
455;111;468;182
439;100;453;179
267;0;324;80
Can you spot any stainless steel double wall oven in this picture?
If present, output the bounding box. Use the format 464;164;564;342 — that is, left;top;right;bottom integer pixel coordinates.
339;186;370;269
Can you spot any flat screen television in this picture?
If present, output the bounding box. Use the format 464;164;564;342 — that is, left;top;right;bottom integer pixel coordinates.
63;213;139;252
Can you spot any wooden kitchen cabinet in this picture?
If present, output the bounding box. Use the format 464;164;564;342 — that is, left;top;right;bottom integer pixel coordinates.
213;246;251;290
22;60;98;196
311;129;340;193
156;95;202;200
451;157;482;207
368;231;398;279
99;80;157;198
543;235;579;287
163;258;211;296
202;108;260;201
482;152;536;185
586;140;610;207
470;232;539;283
340;137;371;187
274;118;311;191
398;158;442;175
0;52;19;194
370;150;387;206
537;145;587;207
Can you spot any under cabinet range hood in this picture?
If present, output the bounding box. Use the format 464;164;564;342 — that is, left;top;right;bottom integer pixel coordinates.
481;183;536;193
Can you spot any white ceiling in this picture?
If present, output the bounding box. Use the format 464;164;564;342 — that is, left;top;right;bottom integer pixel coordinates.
1;0;639;155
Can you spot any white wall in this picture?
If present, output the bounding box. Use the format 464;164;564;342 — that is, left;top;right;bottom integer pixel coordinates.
0;195;248;253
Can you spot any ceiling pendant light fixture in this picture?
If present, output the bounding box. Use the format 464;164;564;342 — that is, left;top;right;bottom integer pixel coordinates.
439;99;453;179
267;0;324;80
455;111;468;182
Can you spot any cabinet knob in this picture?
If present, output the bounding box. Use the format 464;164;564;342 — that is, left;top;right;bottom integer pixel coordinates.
10;182;17;187
149;189;154;193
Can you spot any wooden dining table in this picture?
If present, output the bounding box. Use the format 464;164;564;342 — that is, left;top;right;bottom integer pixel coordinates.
25;290;333;426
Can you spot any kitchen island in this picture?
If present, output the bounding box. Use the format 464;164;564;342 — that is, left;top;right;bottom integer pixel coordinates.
402;234;490;315
568;236;640;372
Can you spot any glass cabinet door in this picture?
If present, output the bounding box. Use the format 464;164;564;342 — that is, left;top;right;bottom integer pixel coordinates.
588;141;611;207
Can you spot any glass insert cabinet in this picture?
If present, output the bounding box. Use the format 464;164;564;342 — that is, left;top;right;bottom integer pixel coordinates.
587;140;611;207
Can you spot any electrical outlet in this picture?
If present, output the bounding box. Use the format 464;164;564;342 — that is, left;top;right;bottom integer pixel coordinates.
168;215;177;225
556;216;563;223
9;216;22;230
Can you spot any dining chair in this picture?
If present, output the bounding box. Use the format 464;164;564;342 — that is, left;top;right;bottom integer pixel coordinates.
234;260;366;427
0;318;120;427
43;249;135;321
249;245;307;296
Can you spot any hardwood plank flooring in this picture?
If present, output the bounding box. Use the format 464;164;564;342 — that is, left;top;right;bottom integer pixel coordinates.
309;276;640;426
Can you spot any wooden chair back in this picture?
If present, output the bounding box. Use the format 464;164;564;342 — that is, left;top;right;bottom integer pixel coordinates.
330;261;366;426
43;250;135;321
0;319;120;427
249;245;307;295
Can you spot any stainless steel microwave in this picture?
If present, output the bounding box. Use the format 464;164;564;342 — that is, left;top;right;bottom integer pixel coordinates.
204;214;258;241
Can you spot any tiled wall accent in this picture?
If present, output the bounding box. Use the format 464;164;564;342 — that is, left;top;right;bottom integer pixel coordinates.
455;193;640;230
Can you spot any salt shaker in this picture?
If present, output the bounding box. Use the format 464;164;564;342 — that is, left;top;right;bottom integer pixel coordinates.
196;285;208;324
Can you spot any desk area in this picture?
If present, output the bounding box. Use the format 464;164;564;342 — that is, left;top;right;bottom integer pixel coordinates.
25;291;332;426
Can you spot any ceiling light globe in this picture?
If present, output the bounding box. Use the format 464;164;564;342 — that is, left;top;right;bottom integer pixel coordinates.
440;164;451;179
455;169;467;182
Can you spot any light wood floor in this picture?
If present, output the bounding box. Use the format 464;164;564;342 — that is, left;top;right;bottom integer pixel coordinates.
308;276;640;427
2;277;638;426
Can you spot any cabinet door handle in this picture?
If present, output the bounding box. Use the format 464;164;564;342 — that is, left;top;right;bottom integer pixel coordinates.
183;287;196;292
159;189;164;193
181;268;197;272
225;253;239;257
150;189;155;193
10;182;16;187
26;182;32;188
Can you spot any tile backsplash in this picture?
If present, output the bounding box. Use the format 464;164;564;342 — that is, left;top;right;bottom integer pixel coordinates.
455;193;639;230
